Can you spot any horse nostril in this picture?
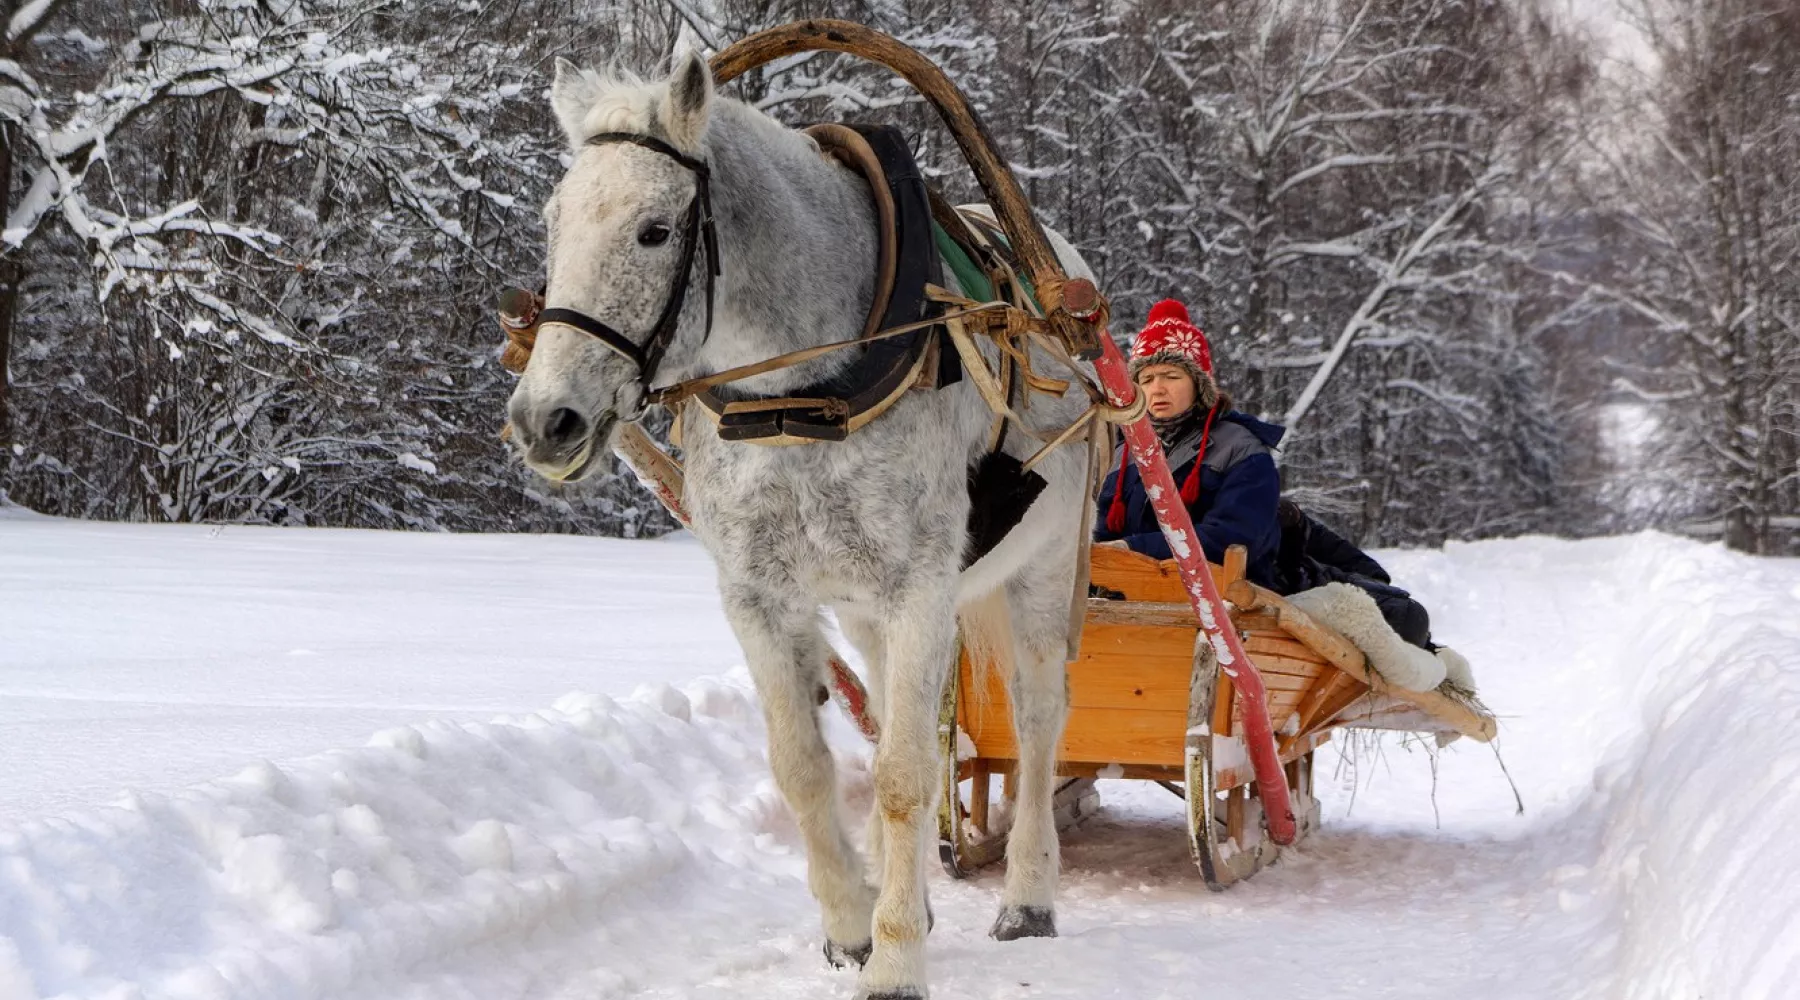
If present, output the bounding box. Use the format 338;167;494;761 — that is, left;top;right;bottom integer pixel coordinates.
544;407;588;447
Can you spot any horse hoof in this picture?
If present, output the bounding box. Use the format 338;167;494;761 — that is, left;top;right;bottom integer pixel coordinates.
989;905;1056;941
824;938;872;969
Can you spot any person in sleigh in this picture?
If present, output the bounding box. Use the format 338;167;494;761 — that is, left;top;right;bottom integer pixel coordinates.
1095;299;1474;694
1094;299;1285;582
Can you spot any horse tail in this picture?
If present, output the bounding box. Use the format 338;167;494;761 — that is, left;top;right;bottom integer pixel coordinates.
956;588;1016;720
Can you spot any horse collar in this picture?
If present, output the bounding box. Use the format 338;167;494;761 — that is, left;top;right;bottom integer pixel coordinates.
535;131;722;398
694;123;960;444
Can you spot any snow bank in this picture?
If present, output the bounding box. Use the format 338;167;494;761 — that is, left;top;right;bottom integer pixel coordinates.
0;676;869;999
0;516;743;820
1578;543;1800;998
1373;534;1800;999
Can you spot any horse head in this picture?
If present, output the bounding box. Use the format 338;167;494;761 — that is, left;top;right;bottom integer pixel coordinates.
507;51;717;482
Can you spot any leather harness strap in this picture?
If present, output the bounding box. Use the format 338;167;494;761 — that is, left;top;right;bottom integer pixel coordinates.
688;123;951;445
532;131;720;405
805;123;900;344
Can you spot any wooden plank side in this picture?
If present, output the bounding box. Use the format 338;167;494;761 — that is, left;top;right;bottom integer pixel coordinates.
1233;668;1314;694
1242;653;1330;681
1068;658;1192;710
1295;670;1354;732
1089;545;1230;603
1084;600;1203;629
960;653;1189;766
968;706;1190;766
1078;622;1196;659
965;759;1188;782
1242;634;1330;664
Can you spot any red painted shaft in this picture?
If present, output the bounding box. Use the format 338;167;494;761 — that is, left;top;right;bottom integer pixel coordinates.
1090;335;1298;845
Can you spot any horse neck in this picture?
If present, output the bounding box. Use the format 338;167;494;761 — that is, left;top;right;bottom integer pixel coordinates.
692;103;879;394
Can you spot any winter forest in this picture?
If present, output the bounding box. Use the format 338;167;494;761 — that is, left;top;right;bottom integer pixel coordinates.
1;0;1795;554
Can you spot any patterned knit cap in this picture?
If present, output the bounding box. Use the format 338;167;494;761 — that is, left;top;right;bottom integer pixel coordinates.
1129;299;1213;384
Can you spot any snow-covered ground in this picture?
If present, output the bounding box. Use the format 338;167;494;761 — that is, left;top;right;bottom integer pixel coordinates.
3;507;1798;999
0;508;737;822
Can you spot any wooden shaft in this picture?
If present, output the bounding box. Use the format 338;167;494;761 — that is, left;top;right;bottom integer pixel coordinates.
1221;544;1247;587
612;423;691;527
1224;578;1258;610
1211;673;1235;738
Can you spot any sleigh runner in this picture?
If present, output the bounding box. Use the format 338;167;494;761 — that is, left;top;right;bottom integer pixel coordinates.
940;543;1497;889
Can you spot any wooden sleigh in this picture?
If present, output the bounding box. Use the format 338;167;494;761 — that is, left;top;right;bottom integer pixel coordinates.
938;543;1498;889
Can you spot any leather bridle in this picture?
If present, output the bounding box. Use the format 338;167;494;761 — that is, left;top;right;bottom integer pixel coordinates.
534;132;721;407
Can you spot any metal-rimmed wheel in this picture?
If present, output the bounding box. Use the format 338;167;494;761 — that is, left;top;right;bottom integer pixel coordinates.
1185;635;1284;890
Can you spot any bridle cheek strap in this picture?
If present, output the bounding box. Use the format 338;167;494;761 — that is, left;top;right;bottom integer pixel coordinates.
537;132;720;404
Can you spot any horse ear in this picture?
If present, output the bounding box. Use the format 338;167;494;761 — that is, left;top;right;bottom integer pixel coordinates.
551;57;603;148
662;48;712;150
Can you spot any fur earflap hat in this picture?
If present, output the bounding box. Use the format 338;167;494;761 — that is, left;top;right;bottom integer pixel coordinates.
1130;299;1218;407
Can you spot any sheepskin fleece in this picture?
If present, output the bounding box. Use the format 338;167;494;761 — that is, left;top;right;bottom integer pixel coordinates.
1436;645;1476;692
1287;582;1447;691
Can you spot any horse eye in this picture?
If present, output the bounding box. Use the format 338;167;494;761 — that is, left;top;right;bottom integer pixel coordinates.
637;223;672;247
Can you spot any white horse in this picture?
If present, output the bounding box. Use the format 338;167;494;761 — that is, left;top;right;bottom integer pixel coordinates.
507;50;1097;999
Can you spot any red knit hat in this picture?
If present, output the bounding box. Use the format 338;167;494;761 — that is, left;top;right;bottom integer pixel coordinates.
1129;299;1213;383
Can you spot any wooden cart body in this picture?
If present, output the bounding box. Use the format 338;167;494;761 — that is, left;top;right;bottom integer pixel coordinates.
939;544;1496;888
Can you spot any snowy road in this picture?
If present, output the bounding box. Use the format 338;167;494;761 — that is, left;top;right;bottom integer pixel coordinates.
3;508;1798;999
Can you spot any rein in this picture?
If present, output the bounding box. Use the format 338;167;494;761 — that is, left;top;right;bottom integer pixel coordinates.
534;131;721;402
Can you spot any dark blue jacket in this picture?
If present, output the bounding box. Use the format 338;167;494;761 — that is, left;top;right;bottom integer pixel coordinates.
1094;411;1285;588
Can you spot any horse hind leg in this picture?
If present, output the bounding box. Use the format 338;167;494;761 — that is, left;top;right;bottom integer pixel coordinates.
990;570;1074;940
724;589;876;967
835;609;890;889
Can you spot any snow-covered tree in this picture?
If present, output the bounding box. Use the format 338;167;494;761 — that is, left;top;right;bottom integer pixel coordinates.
1581;0;1800;553
7;0;1771;552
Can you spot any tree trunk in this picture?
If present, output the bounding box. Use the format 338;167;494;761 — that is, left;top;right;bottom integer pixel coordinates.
0;122;18;491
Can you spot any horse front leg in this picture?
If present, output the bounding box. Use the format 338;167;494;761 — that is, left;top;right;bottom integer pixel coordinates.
992;576;1073;939
860;593;958;1000
724;588;876;968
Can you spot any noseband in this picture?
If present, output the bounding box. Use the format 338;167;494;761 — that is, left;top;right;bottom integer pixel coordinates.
535;132;721;405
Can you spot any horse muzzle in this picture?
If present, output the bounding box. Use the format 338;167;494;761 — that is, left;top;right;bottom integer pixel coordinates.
510;400;616;483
